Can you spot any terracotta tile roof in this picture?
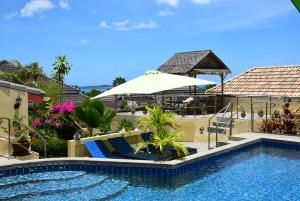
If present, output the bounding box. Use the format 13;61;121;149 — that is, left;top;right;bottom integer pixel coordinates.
207;65;300;97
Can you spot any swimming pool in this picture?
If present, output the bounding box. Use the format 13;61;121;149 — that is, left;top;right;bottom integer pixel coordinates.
1;140;300;201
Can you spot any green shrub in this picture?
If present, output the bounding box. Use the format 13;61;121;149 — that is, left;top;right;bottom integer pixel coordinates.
117;119;135;132
31;137;67;158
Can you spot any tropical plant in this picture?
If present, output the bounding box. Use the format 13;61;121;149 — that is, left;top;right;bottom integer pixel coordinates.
36;79;62;103
0;61;44;88
27;62;44;82
13;128;31;144
112;77;126;87
75;99;116;135
52;55;72;102
139;106;176;133
117;119;135;132
260;103;298;134
136;106;188;160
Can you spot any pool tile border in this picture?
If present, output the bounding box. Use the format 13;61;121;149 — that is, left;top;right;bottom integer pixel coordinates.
1;135;300;179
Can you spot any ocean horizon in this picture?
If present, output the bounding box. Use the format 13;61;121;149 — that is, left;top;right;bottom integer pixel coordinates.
80;85;112;92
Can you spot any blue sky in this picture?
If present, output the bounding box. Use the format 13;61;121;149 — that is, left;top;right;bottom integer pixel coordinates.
0;0;299;86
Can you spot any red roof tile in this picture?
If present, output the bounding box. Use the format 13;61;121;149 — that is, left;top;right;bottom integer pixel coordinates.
207;65;300;97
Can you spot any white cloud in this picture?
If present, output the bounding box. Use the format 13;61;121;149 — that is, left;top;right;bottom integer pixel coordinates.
99;20;158;31
2;12;18;20
20;0;54;17
131;21;158;30
99;20;111;28
80;39;90;44
156;0;179;7
59;0;69;9
158;9;175;16
112;20;130;27
191;0;213;4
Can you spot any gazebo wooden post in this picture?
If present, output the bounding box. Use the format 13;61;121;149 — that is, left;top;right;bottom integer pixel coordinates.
220;72;225;106
162;92;165;110
194;74;197;96
114;95;117;111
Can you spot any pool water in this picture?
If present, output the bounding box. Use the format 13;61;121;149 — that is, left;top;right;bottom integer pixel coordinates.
1;144;300;201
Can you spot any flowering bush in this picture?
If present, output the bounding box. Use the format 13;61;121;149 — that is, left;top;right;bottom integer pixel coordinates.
31;101;77;140
51;101;75;114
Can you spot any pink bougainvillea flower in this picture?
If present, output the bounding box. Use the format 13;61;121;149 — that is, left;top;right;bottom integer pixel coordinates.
62;101;75;113
45;118;53;125
54;121;62;127
10;130;16;137
32;118;42;127
51;103;61;113
50;101;75;114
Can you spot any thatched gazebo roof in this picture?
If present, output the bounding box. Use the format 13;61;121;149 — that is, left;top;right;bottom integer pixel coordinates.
157;50;231;76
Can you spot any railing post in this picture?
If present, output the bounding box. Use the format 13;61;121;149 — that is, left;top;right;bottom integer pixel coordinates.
230;103;233;137
44;140;47;158
236;97;239;119
8;119;11;159
251;97;254;132
215;124;218;148
265;102;268;134
208;119;211;150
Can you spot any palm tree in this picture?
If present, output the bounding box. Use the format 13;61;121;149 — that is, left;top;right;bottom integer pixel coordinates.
75;99;116;136
52;56;72;102
136;106;188;160
27;62;44;82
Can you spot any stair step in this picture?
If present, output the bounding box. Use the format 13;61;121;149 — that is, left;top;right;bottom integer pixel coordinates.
217;117;235;123
0;174;107;200
23;178;129;201
208;126;227;134
0;171;86;188
212;121;234;128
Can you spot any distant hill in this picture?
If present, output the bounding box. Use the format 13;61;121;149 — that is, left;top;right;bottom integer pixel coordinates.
80;85;113;92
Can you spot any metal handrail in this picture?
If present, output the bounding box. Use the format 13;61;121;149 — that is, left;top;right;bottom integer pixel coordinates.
12;118;47;158
208;102;232;149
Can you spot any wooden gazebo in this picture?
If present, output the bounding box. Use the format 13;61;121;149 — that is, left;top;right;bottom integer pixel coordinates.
157;50;231;96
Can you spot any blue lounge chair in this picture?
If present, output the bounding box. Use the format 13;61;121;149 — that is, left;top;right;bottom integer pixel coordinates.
108;137;169;161
84;141;107;158
141;132;198;156
84;140;122;159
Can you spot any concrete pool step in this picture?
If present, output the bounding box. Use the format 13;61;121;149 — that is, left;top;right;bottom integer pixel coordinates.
22;178;129;201
0;174;107;200
207;126;228;134
0;171;86;188
212;121;234;128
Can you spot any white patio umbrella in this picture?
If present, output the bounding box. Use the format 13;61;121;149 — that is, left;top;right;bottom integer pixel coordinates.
91;70;216;99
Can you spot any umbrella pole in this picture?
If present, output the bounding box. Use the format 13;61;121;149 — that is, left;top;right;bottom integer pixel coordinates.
114;95;117;111
162;92;165;110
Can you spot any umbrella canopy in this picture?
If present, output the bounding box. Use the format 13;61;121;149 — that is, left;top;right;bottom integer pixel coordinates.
91;70;216;99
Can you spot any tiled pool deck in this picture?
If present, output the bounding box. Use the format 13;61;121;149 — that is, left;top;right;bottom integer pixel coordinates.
1;132;300;178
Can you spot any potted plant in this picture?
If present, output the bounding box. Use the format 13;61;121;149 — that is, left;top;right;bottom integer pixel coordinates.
239;104;246;118
179;105;186;117
117;119;135;132
257;110;264;117
136;106;188;160
12;128;31;156
241;110;246;118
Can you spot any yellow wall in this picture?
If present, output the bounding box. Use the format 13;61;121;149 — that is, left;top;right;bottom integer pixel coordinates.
0;86;28;137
